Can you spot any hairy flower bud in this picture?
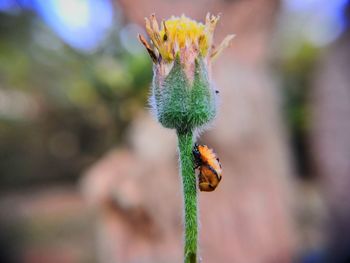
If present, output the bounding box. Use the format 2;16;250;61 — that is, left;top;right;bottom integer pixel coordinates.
139;14;234;133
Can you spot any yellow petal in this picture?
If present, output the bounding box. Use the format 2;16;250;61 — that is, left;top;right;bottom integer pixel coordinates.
140;14;233;63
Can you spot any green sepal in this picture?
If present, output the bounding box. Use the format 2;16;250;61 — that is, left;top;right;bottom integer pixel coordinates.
153;56;216;134
189;57;216;128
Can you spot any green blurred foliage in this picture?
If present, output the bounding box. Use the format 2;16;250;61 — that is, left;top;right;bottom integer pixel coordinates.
0;12;152;189
278;43;319;178
281;43;319;132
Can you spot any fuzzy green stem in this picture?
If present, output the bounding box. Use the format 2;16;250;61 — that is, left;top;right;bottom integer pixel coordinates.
177;131;198;263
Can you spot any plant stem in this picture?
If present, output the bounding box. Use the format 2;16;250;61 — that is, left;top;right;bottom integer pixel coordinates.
177;131;198;263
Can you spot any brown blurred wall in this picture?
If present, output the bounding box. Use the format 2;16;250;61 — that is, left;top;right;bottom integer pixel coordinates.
311;5;350;262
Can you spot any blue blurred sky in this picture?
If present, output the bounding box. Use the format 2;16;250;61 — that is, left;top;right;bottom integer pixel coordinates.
0;0;114;52
0;0;349;51
283;0;349;46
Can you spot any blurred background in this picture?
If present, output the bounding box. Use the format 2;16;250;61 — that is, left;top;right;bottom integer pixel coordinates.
0;0;349;262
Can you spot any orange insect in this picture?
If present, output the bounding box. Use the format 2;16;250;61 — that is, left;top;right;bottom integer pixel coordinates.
193;143;222;192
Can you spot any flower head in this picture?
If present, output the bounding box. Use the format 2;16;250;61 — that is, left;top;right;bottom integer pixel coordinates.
139;14;234;133
139;14;234;64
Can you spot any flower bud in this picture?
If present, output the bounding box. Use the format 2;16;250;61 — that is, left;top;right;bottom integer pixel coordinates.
139;14;234;133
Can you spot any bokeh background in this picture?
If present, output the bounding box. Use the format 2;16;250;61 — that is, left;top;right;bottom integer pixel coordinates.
0;0;349;262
